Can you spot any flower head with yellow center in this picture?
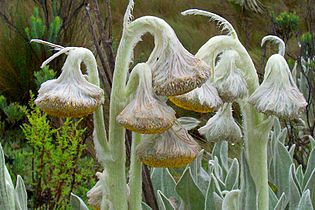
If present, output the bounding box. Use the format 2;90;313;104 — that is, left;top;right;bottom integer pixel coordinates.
32;40;104;118
136;122;200;168
169;80;222;113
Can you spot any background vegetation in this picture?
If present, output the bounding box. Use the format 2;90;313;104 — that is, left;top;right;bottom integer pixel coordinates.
0;0;314;209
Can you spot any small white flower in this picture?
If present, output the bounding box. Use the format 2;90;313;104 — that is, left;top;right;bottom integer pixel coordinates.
35;47;104;118
198;103;242;143
169;80;222;113
249;54;307;119
214;50;248;102
117;63;176;134
136;122;200;168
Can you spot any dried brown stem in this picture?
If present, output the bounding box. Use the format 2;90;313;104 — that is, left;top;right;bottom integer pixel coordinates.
92;0;115;74
85;4;112;95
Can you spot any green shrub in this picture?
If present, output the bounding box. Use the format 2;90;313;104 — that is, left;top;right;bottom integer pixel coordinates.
17;93;97;209
274;12;300;42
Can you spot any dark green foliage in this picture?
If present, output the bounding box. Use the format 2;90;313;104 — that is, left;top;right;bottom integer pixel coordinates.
26;7;62;55
274;12;300;42
0;95;25;144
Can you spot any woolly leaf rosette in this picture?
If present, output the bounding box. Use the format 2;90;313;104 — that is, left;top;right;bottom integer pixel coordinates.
169;80;222;113
214;50;248;102
249;54;307;119
198;103;242;143
35;48;104;118
136;122;200;168
117;63;176;134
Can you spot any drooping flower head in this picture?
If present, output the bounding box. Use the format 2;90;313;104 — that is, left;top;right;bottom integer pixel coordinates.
125;15;210;96
117;63;176;134
136;122;200;168
147;34;210;96
168;80;222;113
249;35;307;119
198;103;242;143
34;45;104;118
249;54;307;119
213;50;248;102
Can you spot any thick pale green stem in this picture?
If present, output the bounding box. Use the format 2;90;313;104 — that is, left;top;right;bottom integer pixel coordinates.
129;132;143;210
242;105;271;210
104;35;132;210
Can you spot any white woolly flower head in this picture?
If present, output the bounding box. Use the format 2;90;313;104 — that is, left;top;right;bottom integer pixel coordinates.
148;35;210;96
169;80;223;113
136;122;200;168
249;54;307;119
35;47;104;118
117;63;176;134
130;18;211;96
214;50;248;102
198;103;242;143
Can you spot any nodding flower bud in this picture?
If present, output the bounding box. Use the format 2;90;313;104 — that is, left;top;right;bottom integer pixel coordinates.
136;122;200;168
117;63;176;134
249;54;307;119
168;80;222;113
35;47;104;118
198;103;242;143
213;50;248;102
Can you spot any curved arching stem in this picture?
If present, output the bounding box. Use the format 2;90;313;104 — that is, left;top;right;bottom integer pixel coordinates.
82;49;110;164
261;35;285;57
124;63;151;209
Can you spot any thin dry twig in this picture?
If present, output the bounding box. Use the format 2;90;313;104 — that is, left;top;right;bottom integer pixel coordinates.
85;3;112;95
92;0;115;74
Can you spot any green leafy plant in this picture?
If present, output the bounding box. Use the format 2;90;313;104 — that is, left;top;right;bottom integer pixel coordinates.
0;95;25;145
20;94;96;209
25;6;62;55
273;12;300;42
